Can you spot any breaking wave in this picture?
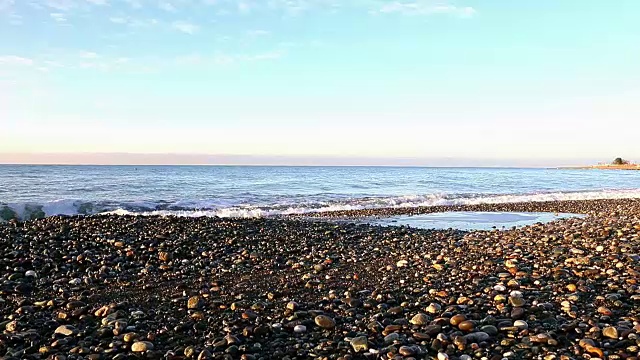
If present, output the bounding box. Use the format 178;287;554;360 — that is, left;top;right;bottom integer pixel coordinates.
2;188;640;221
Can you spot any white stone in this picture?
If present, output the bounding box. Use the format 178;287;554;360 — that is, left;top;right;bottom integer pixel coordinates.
294;325;306;333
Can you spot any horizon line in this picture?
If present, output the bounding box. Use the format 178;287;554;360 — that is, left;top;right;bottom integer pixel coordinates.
0;152;611;167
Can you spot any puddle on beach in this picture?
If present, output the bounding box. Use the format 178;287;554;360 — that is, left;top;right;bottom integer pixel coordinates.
366;211;585;231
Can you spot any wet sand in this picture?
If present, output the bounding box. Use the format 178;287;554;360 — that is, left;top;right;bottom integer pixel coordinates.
1;198;640;359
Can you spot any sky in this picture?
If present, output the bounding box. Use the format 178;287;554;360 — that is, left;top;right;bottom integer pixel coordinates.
0;0;639;165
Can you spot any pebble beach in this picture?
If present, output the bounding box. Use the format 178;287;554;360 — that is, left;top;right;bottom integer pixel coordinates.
1;198;640;360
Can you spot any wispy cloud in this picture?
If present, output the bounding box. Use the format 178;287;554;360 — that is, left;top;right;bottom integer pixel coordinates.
237;1;250;13
80;51;99;59
85;0;108;5
247;29;270;37
125;0;142;8
0;0;15;12
0;55;35;66
174;50;284;66
109;16;126;23
159;1;176;12
7;12;22;25
50;12;67;22
378;1;476;17
172;20;199;34
44;0;75;11
108;16;159;27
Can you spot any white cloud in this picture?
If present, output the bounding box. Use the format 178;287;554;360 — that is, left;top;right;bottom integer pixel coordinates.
246;51;282;61
378;1;476;17
0;0;15;12
45;0;75;11
80;51;99;59
159;1;176;12
125;0;142;8
247;29;270;37
8;12;22;25
108;16;159;27
50;12;67;22
0;55;34;66
85;0;108;5
238;1;250;13
173;50;284;67
175;54;203;65
172;21;199;34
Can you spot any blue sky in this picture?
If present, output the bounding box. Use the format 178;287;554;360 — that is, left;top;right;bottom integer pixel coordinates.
1;0;639;164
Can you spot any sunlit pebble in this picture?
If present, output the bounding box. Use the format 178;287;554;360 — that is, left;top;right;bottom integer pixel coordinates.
25;270;37;278
509;290;523;298
494;284;506;292
294;325;306;333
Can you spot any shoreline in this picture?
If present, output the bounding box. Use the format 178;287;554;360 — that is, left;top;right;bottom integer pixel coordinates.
559;165;640;170
2;198;640;359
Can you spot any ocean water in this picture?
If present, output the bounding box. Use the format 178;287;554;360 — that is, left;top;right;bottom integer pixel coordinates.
369;212;585;231
1;165;640;220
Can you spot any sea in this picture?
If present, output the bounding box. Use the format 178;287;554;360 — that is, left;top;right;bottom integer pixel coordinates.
1;165;640;222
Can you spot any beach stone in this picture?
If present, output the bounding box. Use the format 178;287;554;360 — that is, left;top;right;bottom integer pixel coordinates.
514;320;528;330
314;315;336;329
603;326;619;339
598;306;613;316
426;303;441;314
511;307;525;320
131;341;154;352
55;325;76;336
399;345;417;356
458;320;475;332
509;296;526;307
293;325;306;333
5;320;17;332
410;313;429;325
465;332;490;342
480;325;498;336
450;314;466;326
384;333;400;343
188;296;203;309
424;325;442;335
158;251;171;262
350;336;368;352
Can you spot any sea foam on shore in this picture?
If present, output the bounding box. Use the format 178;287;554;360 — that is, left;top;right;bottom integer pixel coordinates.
2;188;640;221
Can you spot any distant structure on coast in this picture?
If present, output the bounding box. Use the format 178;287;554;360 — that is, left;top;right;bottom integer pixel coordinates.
591;158;640;170
561;158;640;170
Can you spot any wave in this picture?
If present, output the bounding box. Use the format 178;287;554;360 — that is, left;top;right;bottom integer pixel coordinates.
2;188;640;221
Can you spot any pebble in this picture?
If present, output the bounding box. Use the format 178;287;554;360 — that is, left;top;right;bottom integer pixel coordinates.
54;325;76;336
131;341;154;352
293;325;307;333
410;313;429;325
1;198;639;359
314;315;336;329
513;320;528;330
603;326;619;339
350;336;369;352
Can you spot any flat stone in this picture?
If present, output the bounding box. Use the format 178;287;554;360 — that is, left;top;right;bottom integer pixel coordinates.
54;325;76;336
131;341;154;352
314;315;336;329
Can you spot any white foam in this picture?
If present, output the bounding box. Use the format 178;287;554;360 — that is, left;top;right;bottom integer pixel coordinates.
3;188;640;220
